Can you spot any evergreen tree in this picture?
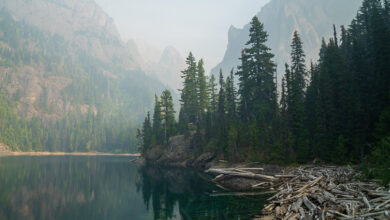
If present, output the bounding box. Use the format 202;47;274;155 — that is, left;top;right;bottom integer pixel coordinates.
217;70;227;154
178;106;189;136
246;16;278;125
152;95;162;144
180;52;198;124
236;49;252;123
197;59;209;119
160;90;176;144
225;69;237;122
286;31;308;161
208;74;218;114
141;112;152;155
242;16;278;154
207;74;218;140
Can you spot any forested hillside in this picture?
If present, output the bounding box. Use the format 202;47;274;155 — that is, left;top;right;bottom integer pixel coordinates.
141;0;390;183
0;1;170;153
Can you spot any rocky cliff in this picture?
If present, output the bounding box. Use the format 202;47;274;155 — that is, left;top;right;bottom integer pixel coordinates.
0;0;140;69
144;46;185;91
0;0;167;120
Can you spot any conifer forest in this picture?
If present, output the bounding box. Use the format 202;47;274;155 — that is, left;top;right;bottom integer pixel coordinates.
140;1;390;184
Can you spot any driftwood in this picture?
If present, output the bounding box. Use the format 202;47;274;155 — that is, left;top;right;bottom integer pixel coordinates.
206;168;278;181
206;166;390;220
209;191;275;197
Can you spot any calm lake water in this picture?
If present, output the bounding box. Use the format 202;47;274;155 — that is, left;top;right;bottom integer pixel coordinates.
0;156;269;220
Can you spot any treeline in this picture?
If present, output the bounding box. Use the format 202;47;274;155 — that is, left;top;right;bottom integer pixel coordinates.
0;93;138;152
0;10;168;153
141;0;390;182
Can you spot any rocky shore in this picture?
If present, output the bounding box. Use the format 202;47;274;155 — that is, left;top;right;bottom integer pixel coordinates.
141;135;390;219
142;135;216;169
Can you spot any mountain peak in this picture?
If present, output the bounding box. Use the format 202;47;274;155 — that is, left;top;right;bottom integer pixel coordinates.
211;0;363;78
228;25;241;43
160;46;182;64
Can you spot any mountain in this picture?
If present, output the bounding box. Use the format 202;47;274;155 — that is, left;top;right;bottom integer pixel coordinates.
150;46;185;91
138;45;185;91
127;39;162;64
0;0;173;152
0;0;142;70
211;0;363;80
0;0;167;120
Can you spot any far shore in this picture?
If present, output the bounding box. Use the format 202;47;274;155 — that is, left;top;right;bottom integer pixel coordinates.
0;151;140;157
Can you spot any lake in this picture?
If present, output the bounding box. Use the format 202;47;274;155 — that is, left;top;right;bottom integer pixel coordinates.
0;156;269;220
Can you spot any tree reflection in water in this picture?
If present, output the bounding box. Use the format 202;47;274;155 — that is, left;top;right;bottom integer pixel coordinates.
137;166;270;220
0;157;269;220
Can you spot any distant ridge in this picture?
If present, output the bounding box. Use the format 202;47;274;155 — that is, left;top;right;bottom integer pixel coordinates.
211;0;363;80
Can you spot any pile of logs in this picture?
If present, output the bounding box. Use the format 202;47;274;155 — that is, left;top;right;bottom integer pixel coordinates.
206;166;390;219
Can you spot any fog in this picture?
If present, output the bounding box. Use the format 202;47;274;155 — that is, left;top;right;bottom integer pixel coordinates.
95;0;270;73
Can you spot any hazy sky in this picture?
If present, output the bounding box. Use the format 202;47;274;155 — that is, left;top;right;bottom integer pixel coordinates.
95;0;270;73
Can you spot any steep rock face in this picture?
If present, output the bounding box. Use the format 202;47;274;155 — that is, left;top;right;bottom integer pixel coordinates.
0;0;139;69
142;46;185;91
211;0;363;79
127;39;162;64
155;46;185;91
0;0;167;120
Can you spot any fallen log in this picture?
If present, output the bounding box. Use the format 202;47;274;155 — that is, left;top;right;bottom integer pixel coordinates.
206;168;278;181
205;165;390;220
209;191;275;197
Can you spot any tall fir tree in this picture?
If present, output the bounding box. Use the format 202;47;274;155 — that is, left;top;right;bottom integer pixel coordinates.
286;31;308;161
208;74;218;114
246;16;277;125
242;16;277;154
197;59;209;118
180;52;199;124
217;70;227;154
236;49;252;123
152;95;162;144
141;112;152;155
225;68;237;122
160;90;176;144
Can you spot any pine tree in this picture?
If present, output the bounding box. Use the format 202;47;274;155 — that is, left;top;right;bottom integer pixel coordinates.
180;52;198;124
217;70;227;154
245;16;278;132
207;74;218;140
305;63;320;154
197;59;209;118
333;24;339;47
160;90;176;144
141;112;152;155
225;68;237;122
246;17;278;124
235;16;278;157
178;106;189;136
152;95;162;144
286;31;308;161
236;49;252;123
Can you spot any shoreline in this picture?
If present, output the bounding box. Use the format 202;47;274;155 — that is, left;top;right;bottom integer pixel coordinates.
206;165;390;219
0;151;140;157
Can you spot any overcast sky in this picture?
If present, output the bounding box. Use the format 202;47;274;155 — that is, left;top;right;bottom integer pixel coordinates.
95;0;270;73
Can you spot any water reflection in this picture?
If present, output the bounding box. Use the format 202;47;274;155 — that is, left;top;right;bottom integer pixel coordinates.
137;166;269;220
0;157;268;220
